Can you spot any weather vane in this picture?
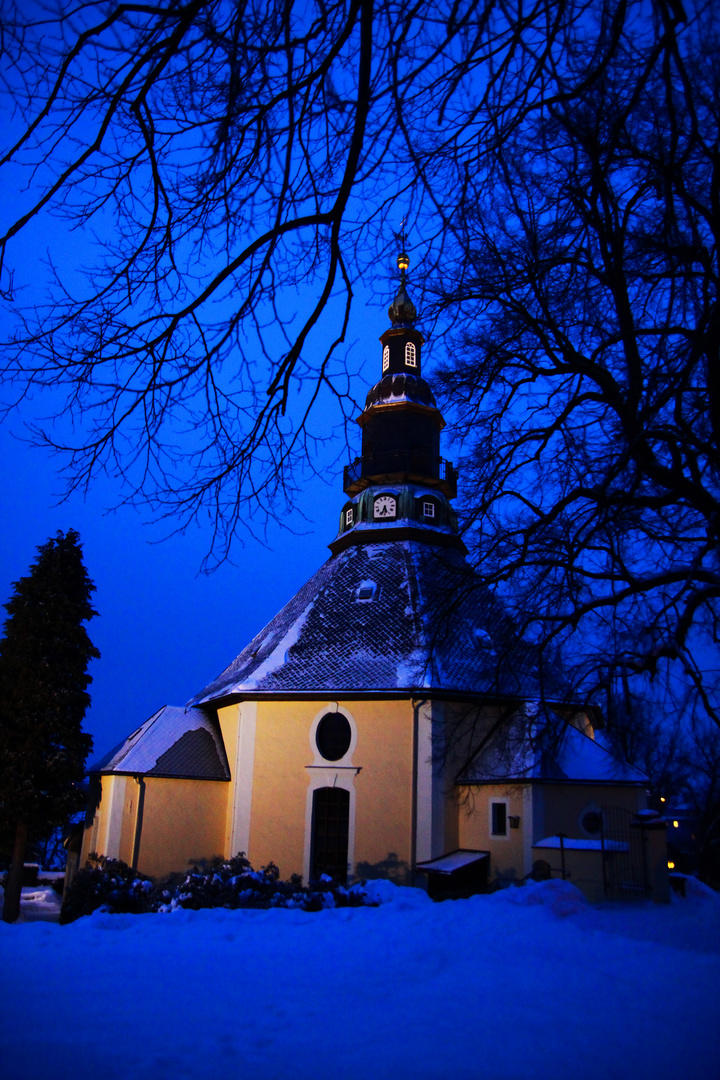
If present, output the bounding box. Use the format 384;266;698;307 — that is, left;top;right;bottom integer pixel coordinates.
395;217;411;278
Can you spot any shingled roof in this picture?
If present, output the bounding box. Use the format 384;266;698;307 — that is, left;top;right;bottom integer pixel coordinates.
189;540;566;706
91;705;230;780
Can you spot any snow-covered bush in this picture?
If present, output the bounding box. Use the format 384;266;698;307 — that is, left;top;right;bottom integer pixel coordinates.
61;852;378;922
60;853;155;923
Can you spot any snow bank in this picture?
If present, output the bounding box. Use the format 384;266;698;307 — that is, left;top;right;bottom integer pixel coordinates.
352;877;432;907
1;883;718;1080
495;878;590;917
0;884;62;923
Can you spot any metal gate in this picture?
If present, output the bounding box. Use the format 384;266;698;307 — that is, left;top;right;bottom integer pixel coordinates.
600;805;648;899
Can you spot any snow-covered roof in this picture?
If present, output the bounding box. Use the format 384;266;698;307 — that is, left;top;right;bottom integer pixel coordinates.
460;712;647;786
188;541;566;705
416;850;489;874
90;705;230;780
534;837;629;852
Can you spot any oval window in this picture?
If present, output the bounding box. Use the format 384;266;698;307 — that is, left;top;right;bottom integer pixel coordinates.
316;713;352;761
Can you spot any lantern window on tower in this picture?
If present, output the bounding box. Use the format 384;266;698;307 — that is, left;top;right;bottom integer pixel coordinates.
383;345;390;372
405;342;417;368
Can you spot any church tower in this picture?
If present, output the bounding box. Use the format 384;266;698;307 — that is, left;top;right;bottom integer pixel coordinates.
331;251;461;555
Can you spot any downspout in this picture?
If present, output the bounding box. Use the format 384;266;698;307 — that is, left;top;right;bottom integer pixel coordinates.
131;775;146;872
411;698;428;886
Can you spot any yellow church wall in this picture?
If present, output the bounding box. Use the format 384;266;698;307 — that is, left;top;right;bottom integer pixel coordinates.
457;783;529;887
134;777;229;880
247;700;311;877
245;698;415;884
80;774;230;880
351;699;414;882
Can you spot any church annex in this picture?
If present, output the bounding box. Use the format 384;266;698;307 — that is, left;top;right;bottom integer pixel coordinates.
82;255;660;901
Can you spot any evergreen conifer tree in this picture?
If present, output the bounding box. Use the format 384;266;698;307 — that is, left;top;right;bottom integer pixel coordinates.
0;530;98;922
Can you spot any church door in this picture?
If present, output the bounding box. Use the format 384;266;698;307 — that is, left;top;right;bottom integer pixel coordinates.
311;787;349;884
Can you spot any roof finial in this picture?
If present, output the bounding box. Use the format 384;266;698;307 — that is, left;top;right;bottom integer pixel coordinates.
389;219;417;325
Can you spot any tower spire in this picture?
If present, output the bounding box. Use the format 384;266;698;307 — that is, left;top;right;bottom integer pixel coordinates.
330;234;461;556
388;231;417;326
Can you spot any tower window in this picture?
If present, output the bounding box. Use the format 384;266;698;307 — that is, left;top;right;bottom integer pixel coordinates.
422;501;435;518
405;342;416;368
345;507;354;527
383;345;390;372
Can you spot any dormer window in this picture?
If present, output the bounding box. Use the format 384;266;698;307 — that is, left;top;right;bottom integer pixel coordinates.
345;507;354;527
355;580;377;601
405;342;416;368
416;494;440;521
383;345;390;372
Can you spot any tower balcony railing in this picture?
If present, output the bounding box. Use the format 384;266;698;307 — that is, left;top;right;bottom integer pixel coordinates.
343;452;458;498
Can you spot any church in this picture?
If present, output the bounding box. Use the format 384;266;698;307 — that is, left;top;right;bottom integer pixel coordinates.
81;254;663;902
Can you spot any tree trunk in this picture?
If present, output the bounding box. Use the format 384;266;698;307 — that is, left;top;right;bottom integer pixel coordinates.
2;820;28;924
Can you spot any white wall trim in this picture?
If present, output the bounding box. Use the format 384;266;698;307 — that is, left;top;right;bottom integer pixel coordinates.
415;699;445;864
230;701;257;860
303;705;358;884
101;775;126;859
308;703;357;767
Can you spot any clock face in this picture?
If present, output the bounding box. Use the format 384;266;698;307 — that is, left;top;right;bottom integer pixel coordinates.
374;495;397;520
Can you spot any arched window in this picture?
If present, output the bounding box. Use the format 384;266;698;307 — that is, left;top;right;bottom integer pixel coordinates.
382;345;390;372
405;341;416;367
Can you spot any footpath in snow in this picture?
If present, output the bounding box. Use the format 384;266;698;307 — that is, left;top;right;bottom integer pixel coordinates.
1;877;719;1080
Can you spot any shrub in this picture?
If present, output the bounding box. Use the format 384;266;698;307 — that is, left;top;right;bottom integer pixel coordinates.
60;853;155;923
60;852;377;922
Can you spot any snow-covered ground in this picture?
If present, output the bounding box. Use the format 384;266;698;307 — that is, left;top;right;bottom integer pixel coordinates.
1;878;718;1080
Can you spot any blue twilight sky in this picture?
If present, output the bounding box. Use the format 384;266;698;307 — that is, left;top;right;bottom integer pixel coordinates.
0;176;421;763
0;331;375;761
0;199;403;759
0;53;438;764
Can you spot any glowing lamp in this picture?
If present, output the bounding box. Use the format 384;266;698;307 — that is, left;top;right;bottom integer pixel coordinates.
673;820;679;828
668;861;675;869
397;251;410;272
